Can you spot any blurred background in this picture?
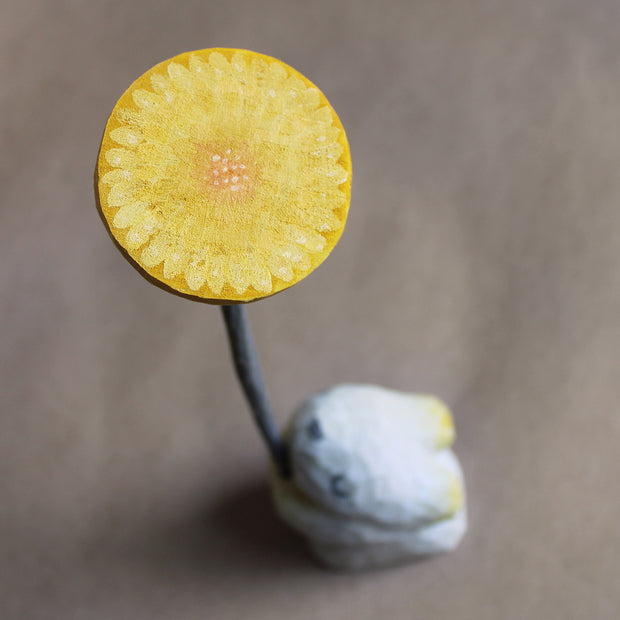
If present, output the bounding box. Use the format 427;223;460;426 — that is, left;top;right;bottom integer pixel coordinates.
1;1;619;618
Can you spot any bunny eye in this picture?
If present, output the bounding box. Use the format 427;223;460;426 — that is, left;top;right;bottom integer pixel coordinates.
330;474;354;498
306;418;323;440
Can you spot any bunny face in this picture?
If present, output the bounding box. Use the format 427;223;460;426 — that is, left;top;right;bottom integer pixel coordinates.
287;384;464;528
288;409;372;515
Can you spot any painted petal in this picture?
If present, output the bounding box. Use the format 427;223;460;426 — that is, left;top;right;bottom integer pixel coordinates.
105;148;137;168
205;255;225;294
188;54;208;74
208;51;229;70
100;169;130;185
140;233;172;268
287;226;326;252
112;201;147;228
167;62;194;92
107;181;137;207
266;60;287;82
267;252;294;282
109;126;144;147
230;52;247;73
302;87;321;112
125;222;151;250
280;245;311;271
132;89;164;110
185;260;208;291
312;106;334;125
150;74;177;104
226;257;250;294
114;107;144;126
163;248;189;279
248;254;272;293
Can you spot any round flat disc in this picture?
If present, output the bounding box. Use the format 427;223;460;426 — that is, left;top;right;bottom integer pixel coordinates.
96;48;352;303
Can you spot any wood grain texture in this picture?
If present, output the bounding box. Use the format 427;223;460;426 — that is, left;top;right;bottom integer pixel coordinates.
96;48;352;303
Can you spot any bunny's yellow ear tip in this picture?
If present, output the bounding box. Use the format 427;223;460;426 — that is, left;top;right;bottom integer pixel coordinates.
421;396;455;449
96;48;351;303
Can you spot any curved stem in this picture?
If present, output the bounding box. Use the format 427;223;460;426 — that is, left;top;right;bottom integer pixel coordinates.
221;305;290;479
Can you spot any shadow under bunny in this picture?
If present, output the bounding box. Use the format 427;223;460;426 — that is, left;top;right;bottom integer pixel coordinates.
98;477;318;582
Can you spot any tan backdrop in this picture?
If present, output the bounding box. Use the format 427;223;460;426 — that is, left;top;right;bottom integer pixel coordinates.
1;1;618;618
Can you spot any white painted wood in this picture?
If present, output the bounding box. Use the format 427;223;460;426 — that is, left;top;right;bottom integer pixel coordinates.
271;384;467;570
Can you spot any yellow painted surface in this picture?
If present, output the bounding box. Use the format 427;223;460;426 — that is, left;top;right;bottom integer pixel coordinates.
447;474;465;515
96;48;352;302
425;396;456;449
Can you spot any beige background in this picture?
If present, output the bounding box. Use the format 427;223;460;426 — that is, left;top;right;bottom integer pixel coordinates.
1;1;619;618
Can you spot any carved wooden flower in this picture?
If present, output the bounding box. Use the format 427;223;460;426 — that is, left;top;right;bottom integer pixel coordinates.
96;48;352;302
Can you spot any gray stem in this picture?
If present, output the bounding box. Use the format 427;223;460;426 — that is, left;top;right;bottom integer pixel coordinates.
221;305;290;479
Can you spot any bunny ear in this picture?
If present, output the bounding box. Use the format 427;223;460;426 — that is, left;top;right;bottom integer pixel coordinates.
308;385;455;452
404;394;456;451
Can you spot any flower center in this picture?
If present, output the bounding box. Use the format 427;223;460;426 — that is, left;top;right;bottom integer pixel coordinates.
192;143;257;201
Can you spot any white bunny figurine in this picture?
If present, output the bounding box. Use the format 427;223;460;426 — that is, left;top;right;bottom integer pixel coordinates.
271;384;467;570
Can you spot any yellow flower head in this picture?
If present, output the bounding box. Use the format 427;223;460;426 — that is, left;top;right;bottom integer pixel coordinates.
96;48;352;303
